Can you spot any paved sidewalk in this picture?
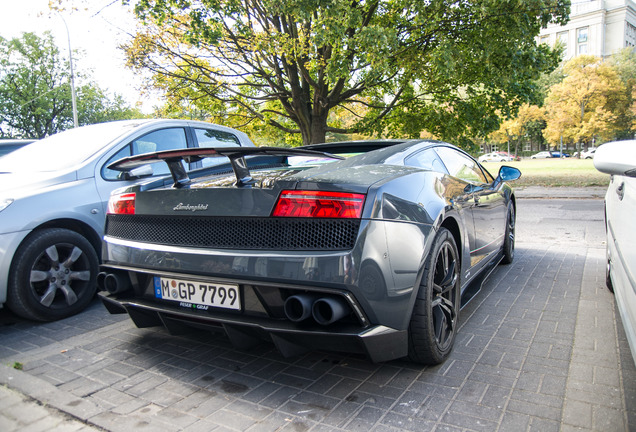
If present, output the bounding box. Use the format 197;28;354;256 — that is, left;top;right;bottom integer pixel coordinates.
0;195;633;431
513;186;607;199
0;384;102;431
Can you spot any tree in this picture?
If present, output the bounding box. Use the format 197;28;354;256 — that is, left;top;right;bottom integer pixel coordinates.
544;55;625;151
0;32;144;139
608;48;636;139
490;104;546;154
123;0;568;145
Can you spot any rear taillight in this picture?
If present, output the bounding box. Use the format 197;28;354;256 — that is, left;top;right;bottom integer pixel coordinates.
107;193;136;215
272;190;365;218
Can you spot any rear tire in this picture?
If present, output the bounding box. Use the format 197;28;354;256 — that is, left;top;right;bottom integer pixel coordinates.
408;228;460;365
501;203;515;265
7;228;98;321
606;254;614;293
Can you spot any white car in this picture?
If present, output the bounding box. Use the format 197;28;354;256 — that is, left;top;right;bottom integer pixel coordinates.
0;119;254;321
581;148;596;159
594;140;636;364
478;152;513;162
530;151;552;159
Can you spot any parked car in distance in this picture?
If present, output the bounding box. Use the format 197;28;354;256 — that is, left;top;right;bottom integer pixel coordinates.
530;151;569;159
0;139;36;157
530;151;552;159
581;148;596;159
99;139;521;364
594;140;636;365
478;151;513;162
0;119;254;321
550;151;570;158
498;151;521;161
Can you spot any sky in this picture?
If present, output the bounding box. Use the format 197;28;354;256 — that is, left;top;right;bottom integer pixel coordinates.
0;0;158;112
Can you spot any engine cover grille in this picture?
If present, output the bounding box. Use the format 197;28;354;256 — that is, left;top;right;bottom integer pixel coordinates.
106;215;360;251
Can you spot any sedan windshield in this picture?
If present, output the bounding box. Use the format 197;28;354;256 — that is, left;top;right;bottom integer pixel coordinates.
0;121;145;173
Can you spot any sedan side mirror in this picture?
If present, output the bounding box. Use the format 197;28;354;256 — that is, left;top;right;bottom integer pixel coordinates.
593;140;636;178
496;166;522;183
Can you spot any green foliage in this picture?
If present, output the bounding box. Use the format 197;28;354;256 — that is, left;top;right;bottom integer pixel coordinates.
0;32;144;139
125;0;569;146
544;55;630;147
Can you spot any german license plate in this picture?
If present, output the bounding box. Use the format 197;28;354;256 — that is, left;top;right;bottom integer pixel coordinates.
153;276;240;310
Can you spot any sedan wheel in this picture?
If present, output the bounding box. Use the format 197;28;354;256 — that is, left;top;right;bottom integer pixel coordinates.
408;228;460;365
501;203;515;265
7;228;98;321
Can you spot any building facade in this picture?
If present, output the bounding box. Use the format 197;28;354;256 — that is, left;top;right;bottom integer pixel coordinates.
538;0;636;59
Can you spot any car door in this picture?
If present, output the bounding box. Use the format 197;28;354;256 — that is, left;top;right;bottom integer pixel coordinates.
607;174;636;346
434;146;506;270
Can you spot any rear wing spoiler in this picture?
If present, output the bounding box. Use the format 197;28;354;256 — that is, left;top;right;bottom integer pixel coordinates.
107;146;344;188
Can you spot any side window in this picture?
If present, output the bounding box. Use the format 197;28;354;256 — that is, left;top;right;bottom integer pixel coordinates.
102;145;131;180
102;128;188;180
405;148;448;174
435;147;488;184
194;128;241;168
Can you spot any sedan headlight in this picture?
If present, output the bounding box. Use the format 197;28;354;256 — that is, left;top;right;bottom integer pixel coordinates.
0;198;14;212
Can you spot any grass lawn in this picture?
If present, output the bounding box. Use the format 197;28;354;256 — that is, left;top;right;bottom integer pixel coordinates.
481;158;610;187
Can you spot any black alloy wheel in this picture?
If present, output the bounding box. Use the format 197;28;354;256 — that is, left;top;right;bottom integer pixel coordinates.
408;227;460;365
7;228;98;321
501;202;515;265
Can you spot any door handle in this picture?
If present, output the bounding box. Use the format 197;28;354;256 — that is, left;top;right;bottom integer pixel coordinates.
617;182;625;201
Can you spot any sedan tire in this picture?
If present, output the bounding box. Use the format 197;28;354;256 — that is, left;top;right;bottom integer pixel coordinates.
501;203;515;265
7;228;98;321
408;228;460;365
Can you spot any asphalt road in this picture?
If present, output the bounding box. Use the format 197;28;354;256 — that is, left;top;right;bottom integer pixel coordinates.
0;197;634;431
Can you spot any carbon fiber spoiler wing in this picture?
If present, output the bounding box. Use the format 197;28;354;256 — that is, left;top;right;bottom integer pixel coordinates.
107;146;344;188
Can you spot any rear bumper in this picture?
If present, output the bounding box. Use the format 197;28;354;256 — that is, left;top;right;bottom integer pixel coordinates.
99;292;408;362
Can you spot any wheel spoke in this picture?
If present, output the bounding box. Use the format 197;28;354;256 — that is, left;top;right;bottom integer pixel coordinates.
30;270;50;283
438;261;457;294
63;247;83;267
59;285;78;305
45;245;59;264
39;284;57;307
70;271;90;281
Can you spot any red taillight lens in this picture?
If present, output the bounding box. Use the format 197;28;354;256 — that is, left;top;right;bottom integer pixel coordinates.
107;193;136;215
272;190;365;218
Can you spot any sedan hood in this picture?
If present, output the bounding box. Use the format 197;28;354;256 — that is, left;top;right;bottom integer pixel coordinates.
0;171;78;198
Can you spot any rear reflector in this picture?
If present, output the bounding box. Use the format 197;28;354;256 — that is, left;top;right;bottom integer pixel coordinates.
107;193;136;215
272;190;365;218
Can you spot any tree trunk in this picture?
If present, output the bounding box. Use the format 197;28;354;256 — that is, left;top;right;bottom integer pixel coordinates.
309;116;328;144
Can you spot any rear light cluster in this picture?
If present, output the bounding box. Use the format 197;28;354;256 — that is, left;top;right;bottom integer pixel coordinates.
272;190;365;218
107;193;136;215
107;190;365;219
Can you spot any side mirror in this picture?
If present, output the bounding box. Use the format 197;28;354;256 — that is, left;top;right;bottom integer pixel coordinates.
497;166;522;182
121;164;154;180
593;140;636;178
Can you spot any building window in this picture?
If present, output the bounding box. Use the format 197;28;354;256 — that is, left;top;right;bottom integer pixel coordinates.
540;35;550;45
577;27;588;54
557;31;568;57
627;23;636;46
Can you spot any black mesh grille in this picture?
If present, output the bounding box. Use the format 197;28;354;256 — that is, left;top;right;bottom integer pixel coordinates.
106;215;360;251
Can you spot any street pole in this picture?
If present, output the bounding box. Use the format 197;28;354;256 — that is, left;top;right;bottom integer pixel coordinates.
58;14;78;128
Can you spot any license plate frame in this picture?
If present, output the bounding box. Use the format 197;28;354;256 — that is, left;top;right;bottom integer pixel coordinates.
153;276;241;311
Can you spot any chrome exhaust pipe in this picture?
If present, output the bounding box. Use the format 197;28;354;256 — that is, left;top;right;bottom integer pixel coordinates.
284;294;319;322
312;297;349;325
104;272;131;294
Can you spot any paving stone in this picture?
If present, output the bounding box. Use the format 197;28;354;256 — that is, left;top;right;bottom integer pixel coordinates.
0;198;634;431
